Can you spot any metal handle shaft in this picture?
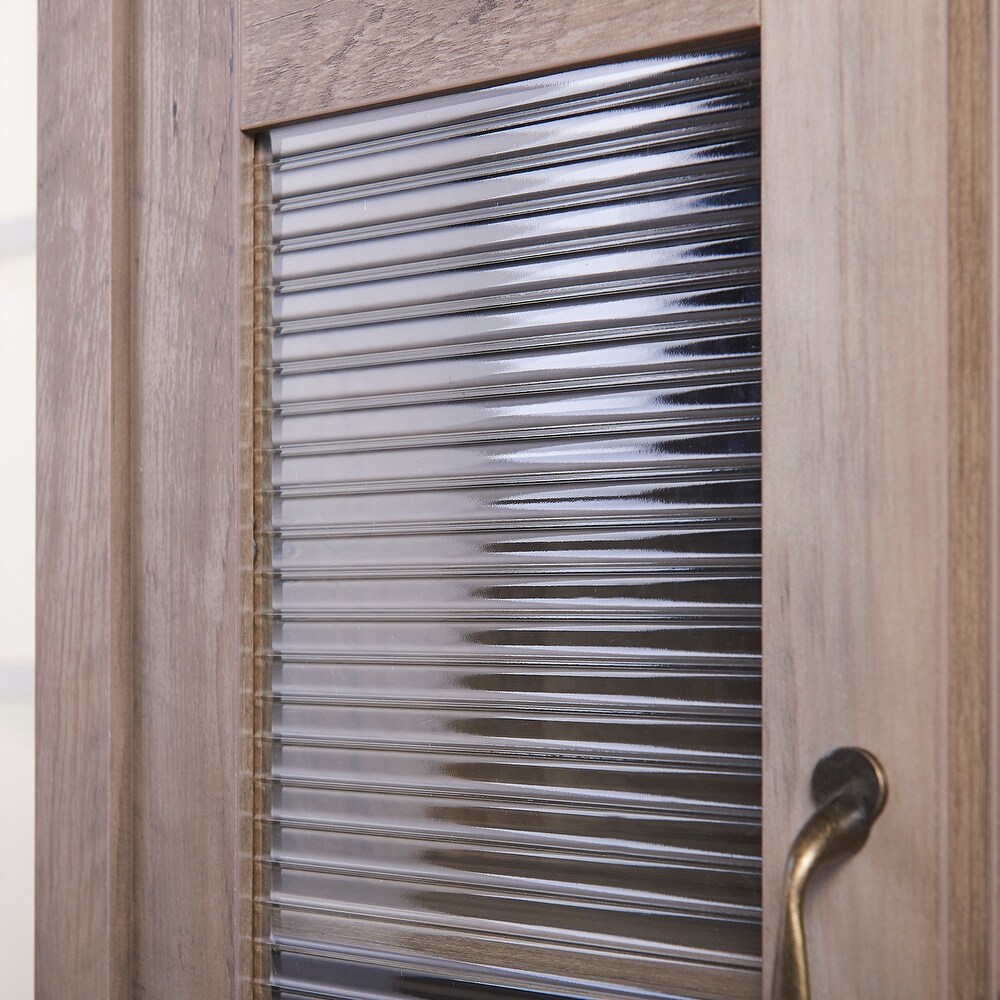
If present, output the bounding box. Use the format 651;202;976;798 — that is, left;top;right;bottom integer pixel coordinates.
771;747;888;1000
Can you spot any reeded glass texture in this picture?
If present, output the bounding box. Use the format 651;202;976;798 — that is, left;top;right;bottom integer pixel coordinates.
262;38;761;1000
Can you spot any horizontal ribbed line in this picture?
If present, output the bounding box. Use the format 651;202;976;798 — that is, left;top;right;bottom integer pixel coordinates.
275;367;759;398
262;540;760;564
266;786;760;826
271;656;759;672
264;820;760;858
263;954;758;1000
268;428;759;458
265;831;760;876
268;700;759;721
272;257;759;327
261;986;383;1000
268;607;760;624
271;58;760;168
272;82;759;188
270;687;760;706
268;747;760;777
270;513;761;539
262;811;758;853
264;812;758;851
272;151;759;246
274;578;758;594
270;149;757;249
270;292;760;350
270;469;759;502
271;354;760;405
263;859;759;922
272;568;761;583
270;469;761;492
263;978;754;1000
269;663;760;679
271;276;754;331
262;897;759;969
270;198;759;286
266;789;760;831
261;650;760;670
263;845;759;890
271;168;760;255
269;485;757;506
271;233;759;302
274;437;756;466
270;100;759;212
269;415;759;457
270;562;760;579
268;759;758;795
271;133;760;246
271;483;759;508
271;566;761;580
271;292;757;351
271;394;759;431
261;981;699;1000
271;313;760;373
262;844;759;883
267;431;759;459
272;212;759;290
265;882;759;938
265;736;760;769
269;658;762;672
274;147;758;239
264;885;757;937
262;936;758;1000
270;524;759;545
270;428;762;454
269;702;760;723
266;691;759;716
270;402;758;435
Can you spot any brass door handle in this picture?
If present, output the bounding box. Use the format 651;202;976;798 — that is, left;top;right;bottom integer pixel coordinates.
771;747;888;1000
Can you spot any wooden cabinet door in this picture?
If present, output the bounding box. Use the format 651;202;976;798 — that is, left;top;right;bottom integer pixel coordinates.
37;2;998;999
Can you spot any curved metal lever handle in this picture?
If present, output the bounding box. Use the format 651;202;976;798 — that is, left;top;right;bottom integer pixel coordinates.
771;747;888;1000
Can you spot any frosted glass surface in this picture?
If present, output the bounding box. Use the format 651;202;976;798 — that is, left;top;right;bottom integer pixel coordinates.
261;38;761;1000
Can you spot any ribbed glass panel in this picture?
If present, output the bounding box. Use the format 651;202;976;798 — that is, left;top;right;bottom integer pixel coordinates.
260;37;761;1000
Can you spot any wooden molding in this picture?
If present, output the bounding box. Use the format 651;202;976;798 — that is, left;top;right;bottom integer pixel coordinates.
37;0;251;996
239;0;760;129
37;0;132;994
948;0;1000;993
762;0;998;995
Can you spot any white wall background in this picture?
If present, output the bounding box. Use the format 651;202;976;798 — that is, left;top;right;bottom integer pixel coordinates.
0;1;36;997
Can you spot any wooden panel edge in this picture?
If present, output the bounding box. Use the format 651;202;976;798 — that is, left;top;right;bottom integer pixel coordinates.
108;0;133;993
993;0;1000;988
37;0;133;995
761;1;950;996
948;0;1000;995
126;0;243;993
239;0;760;130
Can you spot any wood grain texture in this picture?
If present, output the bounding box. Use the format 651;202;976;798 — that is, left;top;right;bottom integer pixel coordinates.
762;0;997;996
128;0;249;994
37;0;132;995
239;0;760;129
949;0;1000;994
40;0;250;996
993;0;1000;986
